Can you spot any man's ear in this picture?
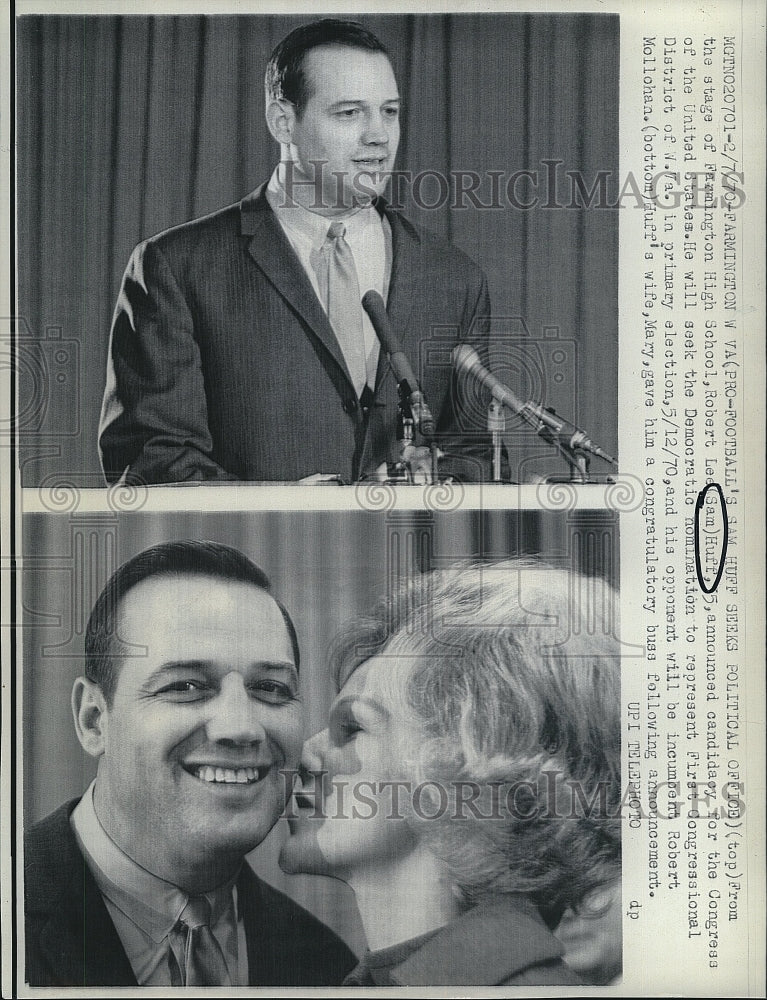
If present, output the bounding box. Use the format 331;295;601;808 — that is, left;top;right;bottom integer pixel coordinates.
72;676;109;758
266;99;297;146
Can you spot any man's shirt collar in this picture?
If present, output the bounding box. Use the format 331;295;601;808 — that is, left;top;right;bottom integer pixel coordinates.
266;163;379;247
71;781;237;944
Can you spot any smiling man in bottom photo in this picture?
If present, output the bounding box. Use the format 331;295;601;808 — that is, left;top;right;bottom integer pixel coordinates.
23;540;356;987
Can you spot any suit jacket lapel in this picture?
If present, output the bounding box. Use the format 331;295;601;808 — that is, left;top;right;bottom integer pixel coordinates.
383;206;419;361
34;802;137;986
238;864;281;986
37;879;136;986
370;204;421;395
240;186;357;394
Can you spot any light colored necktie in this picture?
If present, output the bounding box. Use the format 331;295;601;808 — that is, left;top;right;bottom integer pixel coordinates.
176;894;232;987
315;221;368;398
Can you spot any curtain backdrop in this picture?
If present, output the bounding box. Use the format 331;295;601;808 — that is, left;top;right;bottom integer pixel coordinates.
17;13;619;485
23;508;619;952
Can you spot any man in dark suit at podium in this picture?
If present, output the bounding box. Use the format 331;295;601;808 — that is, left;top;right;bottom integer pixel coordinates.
99;18;490;484
24;540;356;986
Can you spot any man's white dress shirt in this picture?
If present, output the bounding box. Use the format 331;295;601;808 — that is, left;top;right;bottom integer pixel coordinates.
71;781;248;985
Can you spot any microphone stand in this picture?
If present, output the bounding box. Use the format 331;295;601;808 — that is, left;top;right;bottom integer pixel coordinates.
430;441;440;485
385;381;417;483
488;399;505;483
387;380;438;484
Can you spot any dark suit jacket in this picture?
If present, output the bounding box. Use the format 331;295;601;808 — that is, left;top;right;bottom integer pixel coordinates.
99;185;490;484
24;801;357;987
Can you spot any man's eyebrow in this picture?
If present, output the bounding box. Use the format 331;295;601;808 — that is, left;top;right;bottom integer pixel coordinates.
149;660;212;675
327;98;400;109
147;659;297;679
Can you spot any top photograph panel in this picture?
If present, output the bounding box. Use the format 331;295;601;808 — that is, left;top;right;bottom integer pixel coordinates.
16;13;619;489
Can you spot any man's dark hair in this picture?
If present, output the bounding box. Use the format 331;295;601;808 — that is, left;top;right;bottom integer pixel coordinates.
265;18;390;116
85;540;300;704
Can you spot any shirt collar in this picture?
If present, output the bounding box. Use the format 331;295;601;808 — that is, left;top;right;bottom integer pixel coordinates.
71;781;238;944
266;163;379;247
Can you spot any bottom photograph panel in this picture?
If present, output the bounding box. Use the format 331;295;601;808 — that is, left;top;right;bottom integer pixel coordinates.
22;509;621;990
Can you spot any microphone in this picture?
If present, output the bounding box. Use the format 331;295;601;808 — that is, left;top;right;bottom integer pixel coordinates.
453;344;616;465
453;344;526;415
362;291;436;439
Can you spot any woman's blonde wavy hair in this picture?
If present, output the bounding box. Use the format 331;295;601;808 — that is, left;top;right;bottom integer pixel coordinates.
331;558;621;923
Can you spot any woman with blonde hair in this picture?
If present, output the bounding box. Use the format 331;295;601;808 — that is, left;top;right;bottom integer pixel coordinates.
280;559;621;986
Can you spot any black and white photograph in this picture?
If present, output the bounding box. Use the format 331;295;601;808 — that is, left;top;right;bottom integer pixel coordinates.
22;508;621;987
16;12;619;487
4;3;765;998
